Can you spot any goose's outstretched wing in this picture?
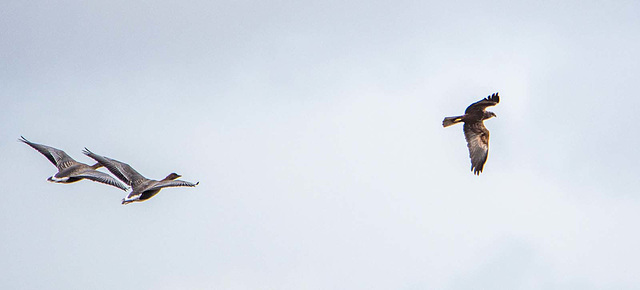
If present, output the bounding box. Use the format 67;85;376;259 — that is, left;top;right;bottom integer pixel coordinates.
20;136;77;170
73;169;130;191
147;180;199;191
83;148;145;186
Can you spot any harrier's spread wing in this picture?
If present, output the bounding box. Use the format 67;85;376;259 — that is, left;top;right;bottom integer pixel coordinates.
463;122;490;175
465;93;500;114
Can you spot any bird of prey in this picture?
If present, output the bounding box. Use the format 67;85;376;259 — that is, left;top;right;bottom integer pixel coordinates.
83;148;199;205
442;93;500;175
19;136;129;190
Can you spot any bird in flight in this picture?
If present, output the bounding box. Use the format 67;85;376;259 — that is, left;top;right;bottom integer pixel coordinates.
83;148;199;204
442;93;500;175
19;136;129;190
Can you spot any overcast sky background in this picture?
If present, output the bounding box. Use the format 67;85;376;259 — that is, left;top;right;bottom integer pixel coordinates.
2;0;640;289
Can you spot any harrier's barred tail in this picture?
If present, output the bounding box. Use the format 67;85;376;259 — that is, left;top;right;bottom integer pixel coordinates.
442;116;463;127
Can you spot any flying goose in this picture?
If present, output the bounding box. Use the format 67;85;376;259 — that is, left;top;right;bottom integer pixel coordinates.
83;148;199;204
19;136;129;191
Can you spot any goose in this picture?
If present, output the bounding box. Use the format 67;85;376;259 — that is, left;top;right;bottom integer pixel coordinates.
83;148;199;204
19;136;129;191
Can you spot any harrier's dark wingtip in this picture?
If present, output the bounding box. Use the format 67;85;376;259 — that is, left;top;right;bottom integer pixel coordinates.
473;168;482;175
489;92;499;103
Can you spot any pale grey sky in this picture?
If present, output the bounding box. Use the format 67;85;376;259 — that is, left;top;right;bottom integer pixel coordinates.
2;0;640;289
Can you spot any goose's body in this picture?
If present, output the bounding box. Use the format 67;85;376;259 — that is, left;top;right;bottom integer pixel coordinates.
83;148;198;204
20;136;129;191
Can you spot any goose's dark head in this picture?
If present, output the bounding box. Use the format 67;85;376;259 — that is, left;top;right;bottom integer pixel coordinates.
89;162;103;170
163;173;181;181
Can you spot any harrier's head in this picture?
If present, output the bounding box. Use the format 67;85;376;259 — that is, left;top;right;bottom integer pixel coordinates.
483;111;497;120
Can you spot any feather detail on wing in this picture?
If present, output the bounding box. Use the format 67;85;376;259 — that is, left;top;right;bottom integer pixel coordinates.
147;180;199;191
73;170;130;191
20;136;77;169
463;122;490;175
83;148;145;186
465;93;500;114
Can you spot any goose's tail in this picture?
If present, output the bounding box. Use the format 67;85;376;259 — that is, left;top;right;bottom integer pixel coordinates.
442;115;464;127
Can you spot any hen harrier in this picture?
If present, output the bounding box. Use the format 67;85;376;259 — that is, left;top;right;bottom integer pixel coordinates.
443;93;499;175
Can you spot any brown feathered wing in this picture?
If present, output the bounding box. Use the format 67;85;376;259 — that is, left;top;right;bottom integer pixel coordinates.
465;93;499;114
463;122;490;175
